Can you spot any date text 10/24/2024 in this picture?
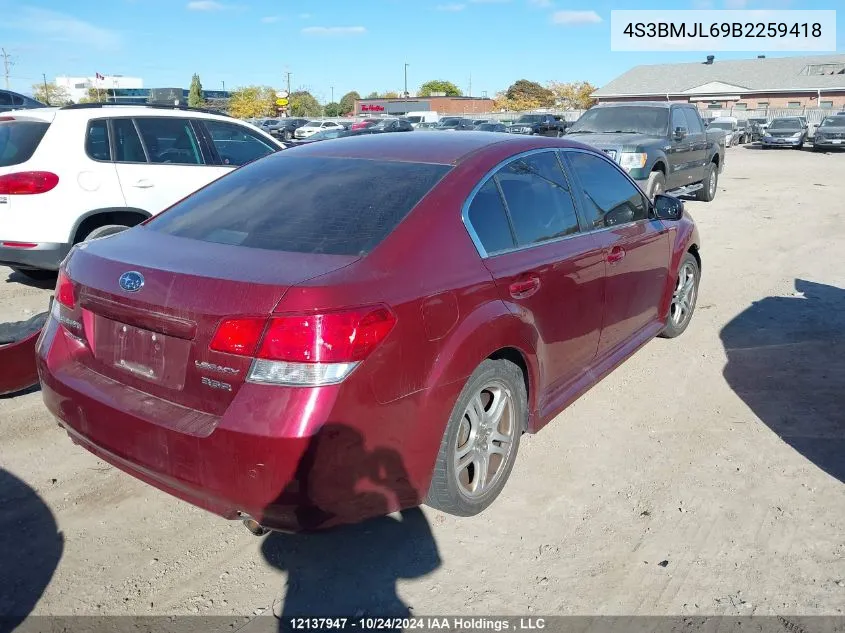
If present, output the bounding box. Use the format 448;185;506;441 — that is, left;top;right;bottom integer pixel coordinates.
288;617;548;631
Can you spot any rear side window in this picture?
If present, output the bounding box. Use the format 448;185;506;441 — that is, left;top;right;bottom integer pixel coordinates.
467;180;515;255
0;121;50;167
134;117;205;165
86;120;110;161
145;155;451;256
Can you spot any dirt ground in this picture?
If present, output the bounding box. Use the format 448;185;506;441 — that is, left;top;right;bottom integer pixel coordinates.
1;144;843;622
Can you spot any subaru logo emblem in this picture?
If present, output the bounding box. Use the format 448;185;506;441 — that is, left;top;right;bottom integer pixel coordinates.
118;271;144;293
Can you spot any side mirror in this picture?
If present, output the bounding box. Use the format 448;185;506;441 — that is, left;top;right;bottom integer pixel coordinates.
673;127;687;140
814;123;820;128
652;194;685;221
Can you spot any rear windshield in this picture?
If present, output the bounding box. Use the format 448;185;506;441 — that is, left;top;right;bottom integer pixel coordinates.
769;119;802;130
145;154;451;256
406;116;422;123
0;121;50;167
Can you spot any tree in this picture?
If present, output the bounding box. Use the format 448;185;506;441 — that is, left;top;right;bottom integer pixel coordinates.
381;91;399;99
77;87;116;104
289;90;321;117
494;79;556;111
188;73;205;108
418;80;461;97
339;90;360;116
365;91;379;99
32;82;70;106
547;81;597;109
227;85;277;119
324;102;342;117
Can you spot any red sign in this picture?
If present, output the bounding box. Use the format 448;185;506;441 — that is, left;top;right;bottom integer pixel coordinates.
360;104;385;112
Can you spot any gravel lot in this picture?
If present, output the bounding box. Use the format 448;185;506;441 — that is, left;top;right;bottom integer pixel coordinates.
2;144;843;622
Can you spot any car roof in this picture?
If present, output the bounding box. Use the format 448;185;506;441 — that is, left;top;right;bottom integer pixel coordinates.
284;130;589;165
593;101;677;109
6;104;236;123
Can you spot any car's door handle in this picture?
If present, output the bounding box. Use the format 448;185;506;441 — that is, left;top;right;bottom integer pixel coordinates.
607;246;626;264
509;276;541;299
132;179;154;189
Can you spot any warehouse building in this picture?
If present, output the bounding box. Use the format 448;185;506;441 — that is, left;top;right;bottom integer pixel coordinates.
593;54;845;112
353;95;494;116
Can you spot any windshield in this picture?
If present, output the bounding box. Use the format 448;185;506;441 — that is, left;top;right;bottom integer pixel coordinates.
820;116;845;127
709;122;733;131
515;115;542;123
406;116;422;124
476;124;497;130
304;121;320;127
769;119;802;130
569;106;669;135
438;118;461;127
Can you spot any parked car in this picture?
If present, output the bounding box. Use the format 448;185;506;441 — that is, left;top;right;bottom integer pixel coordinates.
506;113;567;137
405;111;439;128
761;117;807;149
0;309;48;395
566;102;725;200
0;89;47;113
707;117;739;146
812;114;845;152
367;118;414;133
268;118;309;141
350;118;383;131
435;117;475;131
286;127;350;145
293;120;344;140
747;117;768;141
38;132;701;533
0;103;283;279
735;120;751;144
474;122;507;132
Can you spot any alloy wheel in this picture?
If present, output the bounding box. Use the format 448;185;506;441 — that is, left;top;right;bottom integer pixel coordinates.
453;380;516;498
670;261;698;328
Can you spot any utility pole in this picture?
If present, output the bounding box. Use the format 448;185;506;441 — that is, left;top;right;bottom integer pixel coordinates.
286;72;291;96
42;73;49;104
331;86;334;103
222;80;225;92
468;72;472;98
1;48;13;91
404;63;409;98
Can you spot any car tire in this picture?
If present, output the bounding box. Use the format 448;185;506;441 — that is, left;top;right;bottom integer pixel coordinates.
82;224;130;241
645;170;666;200
659;252;700;339
283;130;292;141
425;358;527;517
695;162;718;202
10;267;57;282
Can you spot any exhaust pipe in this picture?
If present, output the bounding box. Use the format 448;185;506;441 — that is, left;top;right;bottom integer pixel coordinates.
238;512;269;536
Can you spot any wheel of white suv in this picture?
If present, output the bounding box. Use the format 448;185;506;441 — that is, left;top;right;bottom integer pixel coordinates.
82;224;130;242
425;358;527;516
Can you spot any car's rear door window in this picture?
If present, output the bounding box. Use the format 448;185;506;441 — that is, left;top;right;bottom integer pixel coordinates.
134;117;205;165
495;152;581;246
145;155;451;256
0;121;50;167
112;119;147;163
202;120;276;166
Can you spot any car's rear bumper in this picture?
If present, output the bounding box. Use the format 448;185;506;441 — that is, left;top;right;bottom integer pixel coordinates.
36;316;461;532
813;139;845;148
0;242;70;271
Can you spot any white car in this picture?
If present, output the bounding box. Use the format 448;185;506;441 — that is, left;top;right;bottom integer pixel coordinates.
294;120;344;139
0;103;284;279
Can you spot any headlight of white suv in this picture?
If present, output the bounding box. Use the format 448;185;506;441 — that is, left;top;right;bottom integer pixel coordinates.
619;152;647;170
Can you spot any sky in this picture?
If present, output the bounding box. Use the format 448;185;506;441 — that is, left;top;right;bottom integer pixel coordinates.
0;0;841;103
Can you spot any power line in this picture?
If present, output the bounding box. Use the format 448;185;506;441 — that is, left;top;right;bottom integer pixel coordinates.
1;48;15;91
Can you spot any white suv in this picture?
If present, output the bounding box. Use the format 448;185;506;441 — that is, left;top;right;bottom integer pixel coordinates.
0;104;284;279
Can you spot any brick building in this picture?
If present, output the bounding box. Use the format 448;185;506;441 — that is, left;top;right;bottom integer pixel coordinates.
353;95;494;116
593;54;845;112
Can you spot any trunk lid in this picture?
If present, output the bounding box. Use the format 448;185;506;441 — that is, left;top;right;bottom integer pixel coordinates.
63;228;358;415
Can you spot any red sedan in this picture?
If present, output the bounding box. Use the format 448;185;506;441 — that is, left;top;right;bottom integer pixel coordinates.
37;132;701;532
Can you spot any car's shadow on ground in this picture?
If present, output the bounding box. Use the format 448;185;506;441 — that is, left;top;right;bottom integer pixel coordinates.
0;469;64;633
259;424;442;631
720;279;845;483
3;270;57;290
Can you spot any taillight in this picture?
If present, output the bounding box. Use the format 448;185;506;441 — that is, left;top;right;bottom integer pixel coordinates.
55;270;76;309
0;171;59;195
209;306;397;386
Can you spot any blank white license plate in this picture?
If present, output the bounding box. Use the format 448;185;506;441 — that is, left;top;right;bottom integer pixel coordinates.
832;140;842;144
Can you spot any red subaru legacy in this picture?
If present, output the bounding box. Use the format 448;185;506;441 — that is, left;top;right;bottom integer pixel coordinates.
37;132;701;532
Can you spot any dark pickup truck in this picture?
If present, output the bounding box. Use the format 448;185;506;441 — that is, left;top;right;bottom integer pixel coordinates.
566;102;726;201
506;113;568;137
